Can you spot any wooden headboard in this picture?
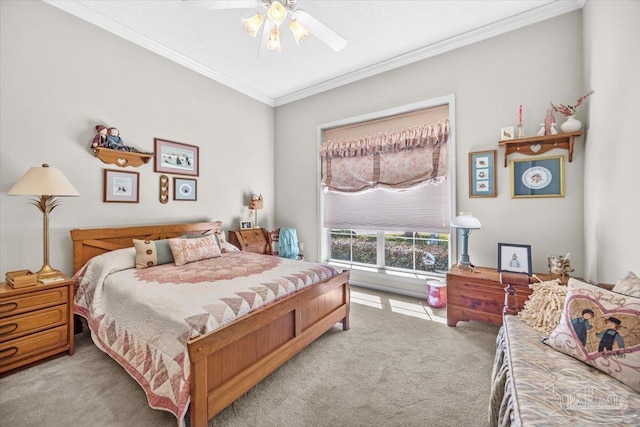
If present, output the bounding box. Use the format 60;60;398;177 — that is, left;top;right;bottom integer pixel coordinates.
70;221;223;273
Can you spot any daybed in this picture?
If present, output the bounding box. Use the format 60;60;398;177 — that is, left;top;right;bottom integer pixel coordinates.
70;221;350;427
490;278;640;426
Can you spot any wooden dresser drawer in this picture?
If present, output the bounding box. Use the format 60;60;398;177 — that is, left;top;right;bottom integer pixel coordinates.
0;325;68;371
0;305;67;343
229;229;271;254
0;286;68;319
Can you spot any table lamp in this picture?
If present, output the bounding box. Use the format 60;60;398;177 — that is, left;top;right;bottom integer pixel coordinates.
249;194;263;228
8;164;80;279
451;212;481;270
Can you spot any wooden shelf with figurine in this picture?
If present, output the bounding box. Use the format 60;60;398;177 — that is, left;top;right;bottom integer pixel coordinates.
90;125;153;168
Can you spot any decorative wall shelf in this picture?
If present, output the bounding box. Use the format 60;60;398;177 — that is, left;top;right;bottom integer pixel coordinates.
498;131;583;167
93;147;153;168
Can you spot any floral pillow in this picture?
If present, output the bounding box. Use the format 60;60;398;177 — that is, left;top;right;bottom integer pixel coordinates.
168;234;221;266
546;278;640;392
613;271;640;297
133;239;174;269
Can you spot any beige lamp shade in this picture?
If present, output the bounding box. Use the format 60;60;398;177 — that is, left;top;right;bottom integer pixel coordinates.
8;164;80;196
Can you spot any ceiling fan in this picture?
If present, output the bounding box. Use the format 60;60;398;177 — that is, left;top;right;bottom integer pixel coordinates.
183;0;347;53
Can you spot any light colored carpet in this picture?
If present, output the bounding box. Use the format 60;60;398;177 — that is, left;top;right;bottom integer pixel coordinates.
0;287;500;427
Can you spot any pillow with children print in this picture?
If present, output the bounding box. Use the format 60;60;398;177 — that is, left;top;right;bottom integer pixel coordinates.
545;278;640;392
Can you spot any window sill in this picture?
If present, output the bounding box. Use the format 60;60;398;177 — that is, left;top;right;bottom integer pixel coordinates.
329;261;445;298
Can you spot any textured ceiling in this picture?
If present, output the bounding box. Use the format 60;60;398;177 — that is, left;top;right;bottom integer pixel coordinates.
45;0;583;106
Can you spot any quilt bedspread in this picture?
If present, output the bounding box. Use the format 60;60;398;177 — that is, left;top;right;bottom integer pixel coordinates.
73;248;339;424
490;315;639;427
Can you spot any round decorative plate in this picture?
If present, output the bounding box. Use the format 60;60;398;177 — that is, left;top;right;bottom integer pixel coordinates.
522;166;552;189
179;183;192;195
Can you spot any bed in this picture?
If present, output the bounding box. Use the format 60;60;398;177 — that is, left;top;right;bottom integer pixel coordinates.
70;221;350;427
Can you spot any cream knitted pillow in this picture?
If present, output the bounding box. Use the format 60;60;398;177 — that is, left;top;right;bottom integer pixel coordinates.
517;279;567;334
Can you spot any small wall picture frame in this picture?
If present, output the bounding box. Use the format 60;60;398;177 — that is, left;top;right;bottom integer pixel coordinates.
154;138;199;176
159;175;169;204
500;126;515;141
469;150;496;197
103;169;139;203
498;243;532;276
511;155;564;198
240;221;252;230
173;177;197;201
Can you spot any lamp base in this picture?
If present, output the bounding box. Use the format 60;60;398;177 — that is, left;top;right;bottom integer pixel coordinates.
37;264;64;280
456;262;474;270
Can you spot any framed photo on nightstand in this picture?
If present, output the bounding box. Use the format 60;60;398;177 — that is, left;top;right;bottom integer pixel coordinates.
498;243;532;276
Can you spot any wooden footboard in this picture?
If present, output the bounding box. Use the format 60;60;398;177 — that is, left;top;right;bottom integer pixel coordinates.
70;221;350;427
188;271;350;427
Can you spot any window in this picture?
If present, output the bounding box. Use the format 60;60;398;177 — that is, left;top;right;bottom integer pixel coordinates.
318;97;456;282
329;229;450;275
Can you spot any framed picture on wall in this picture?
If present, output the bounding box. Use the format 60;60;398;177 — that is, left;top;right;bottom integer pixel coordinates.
173;178;197;201
511;155;564;198
469;150;496;197
154;138;199;176
498;243;532;275
103;169;139;203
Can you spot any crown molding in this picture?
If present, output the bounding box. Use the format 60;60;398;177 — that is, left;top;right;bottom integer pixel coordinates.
44;0;276;107
274;0;584;106
45;0;583;108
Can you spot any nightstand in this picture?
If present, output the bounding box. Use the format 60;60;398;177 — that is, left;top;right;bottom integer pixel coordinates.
228;228;272;254
0;277;74;375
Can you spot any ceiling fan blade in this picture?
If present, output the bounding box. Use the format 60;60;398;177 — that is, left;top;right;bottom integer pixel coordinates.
182;0;260;10
293;10;346;51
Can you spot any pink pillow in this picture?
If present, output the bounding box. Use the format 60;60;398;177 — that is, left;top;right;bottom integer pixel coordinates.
168;235;221;266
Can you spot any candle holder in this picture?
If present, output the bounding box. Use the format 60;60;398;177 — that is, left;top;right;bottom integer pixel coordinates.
517;124;525;138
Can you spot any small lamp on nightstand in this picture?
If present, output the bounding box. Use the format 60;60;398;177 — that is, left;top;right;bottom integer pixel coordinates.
8;164;80;279
451;212;481;270
249;194;263;228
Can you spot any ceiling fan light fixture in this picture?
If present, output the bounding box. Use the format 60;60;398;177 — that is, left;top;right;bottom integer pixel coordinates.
267;27;282;51
242;13;264;37
289;18;308;44
267;1;287;26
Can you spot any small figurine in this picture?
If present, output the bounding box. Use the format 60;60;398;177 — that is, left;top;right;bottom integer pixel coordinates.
544;109;557;135
91;125;108;148
105;127;144;153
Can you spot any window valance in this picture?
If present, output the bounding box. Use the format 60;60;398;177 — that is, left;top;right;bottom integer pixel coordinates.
319;119;449;159
320;119;450;194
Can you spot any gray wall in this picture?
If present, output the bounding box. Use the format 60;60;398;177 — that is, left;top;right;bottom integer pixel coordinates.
582;1;640;283
275;12;587;279
0;1;274;277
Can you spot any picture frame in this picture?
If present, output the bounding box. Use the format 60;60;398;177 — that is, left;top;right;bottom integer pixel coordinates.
469;150;496;197
154;138;199;176
103;169;139;203
173;177;197;201
498;243;532;276
511;155;564;198
240;221;252;230
500;126;515;141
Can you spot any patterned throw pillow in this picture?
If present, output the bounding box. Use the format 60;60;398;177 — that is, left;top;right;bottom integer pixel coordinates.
517;279;566;334
613;271;640;297
168;234;221;266
546;278;640;392
133;239;174;269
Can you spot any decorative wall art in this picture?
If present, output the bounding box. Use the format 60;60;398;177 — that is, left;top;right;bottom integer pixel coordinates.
498;243;532;276
103;169;139;203
173;178;197;201
469;150;496;198
511;155;564;198
500;126;514;141
154;138;199;176
159;175;169;204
